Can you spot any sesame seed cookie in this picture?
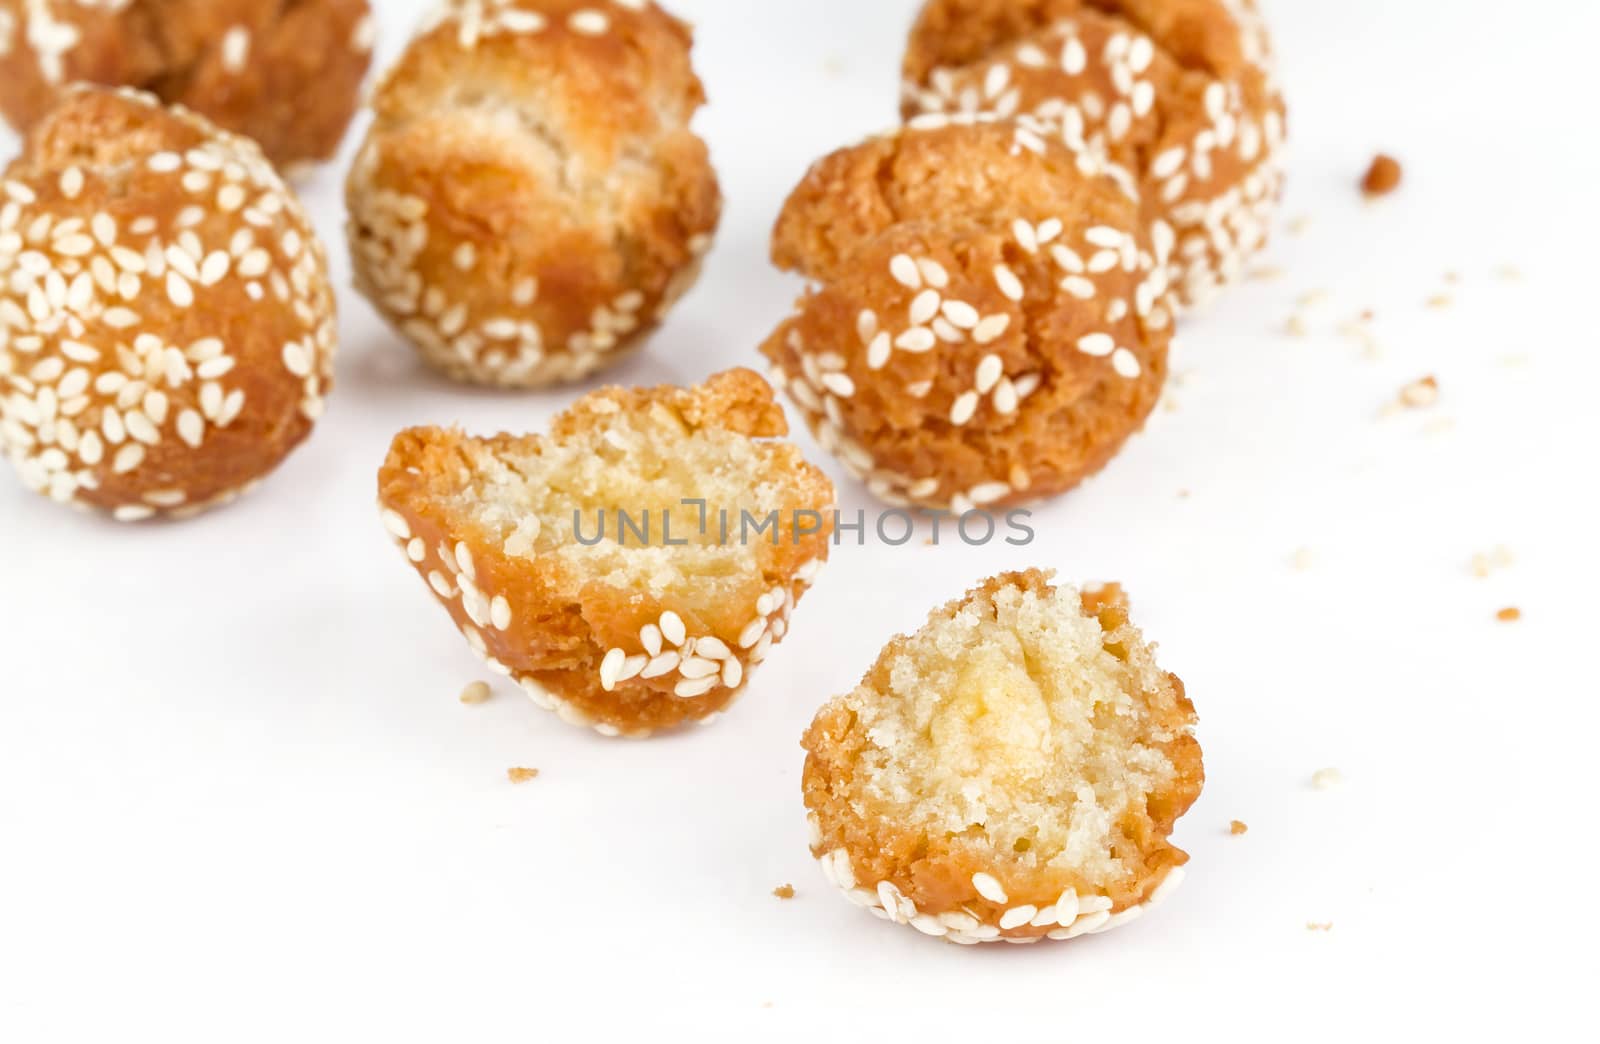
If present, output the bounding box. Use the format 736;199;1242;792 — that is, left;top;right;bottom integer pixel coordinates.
902;0;1286;306
0;1;374;168
346;0;722;389
802;570;1203;945
0;86;336;521
378;369;834;739
762;122;1170;513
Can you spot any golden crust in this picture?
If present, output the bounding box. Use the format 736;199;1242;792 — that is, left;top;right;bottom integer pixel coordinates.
0;86;336;521
346;0;722;389
0;0;372;168
762;123;1170;512
901;0;1286;305
801;570;1204;944
377;369;835;738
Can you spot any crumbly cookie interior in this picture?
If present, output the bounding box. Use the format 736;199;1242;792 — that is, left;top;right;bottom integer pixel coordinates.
849;580;1184;889
441;399;813;611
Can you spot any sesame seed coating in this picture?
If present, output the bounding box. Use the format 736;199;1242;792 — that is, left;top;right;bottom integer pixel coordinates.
763;122;1170;511
0;86;337;520
803;572;1202;945
0;0;373;167
901;0;1286;307
346;0;721;389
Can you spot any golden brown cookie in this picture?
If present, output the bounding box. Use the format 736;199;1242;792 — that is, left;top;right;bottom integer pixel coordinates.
803;570;1203;944
377;369;835;739
762;122;1170;512
0;0;373;168
347;0;721;389
902;0;1285;306
0;86;337;521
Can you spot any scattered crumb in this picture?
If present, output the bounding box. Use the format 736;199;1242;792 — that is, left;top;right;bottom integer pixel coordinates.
1361;154;1402;197
1470;546;1515;578
1284;314;1309;337
1247;264;1286;282
773;884;796;900
761;1002;775;1010
507;767;541;784
1287;214;1313;237
1230;820;1249;836
1312;767;1344;791
1338;316;1380;359
1444;271;1461;284
1177;489;1191;499
1297;288;1330;310
1162;395;1182;414
459;681;492;705
1495;264;1524;283
1306;922;1334;932
1290;547;1315;571
1422;416;1456;437
1426;294;1453;310
1497;607;1522;623
1397;375;1439;409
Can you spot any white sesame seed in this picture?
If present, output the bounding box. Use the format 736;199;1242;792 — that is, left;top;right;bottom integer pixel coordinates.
600;648;626;692
889;254;922;289
999;905;1037;930
1077;333;1115;357
1111;347;1143;378
659;610;687;647
972;873;1008;904
949;391;979;426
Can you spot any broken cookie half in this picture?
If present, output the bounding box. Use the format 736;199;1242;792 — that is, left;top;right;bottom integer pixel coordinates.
379;369;835;738
802;570;1202;943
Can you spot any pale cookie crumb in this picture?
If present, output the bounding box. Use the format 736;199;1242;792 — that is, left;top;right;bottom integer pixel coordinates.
1311;768;1343;791
459;681;493;705
1306;921;1334;932
1398;376;1439;409
1496;607;1522;623
1230;820;1249;836
1426;294;1453;309
773;884;796;900
1470;546;1515;578
507;767;541;784
1290;548;1315;571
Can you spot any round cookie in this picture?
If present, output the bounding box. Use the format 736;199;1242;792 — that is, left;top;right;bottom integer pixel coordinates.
902;0;1285;305
377;369;834;739
761;122;1170;513
347;0;722;389
0;0;373;169
0;86;337;521
802;570;1203;945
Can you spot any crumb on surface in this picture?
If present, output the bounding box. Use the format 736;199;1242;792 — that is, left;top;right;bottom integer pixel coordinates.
1497;607;1523;623
1361;154;1402;197
1471;546;1515;578
1284;314;1309;337
1495;264;1524;283
460;681;492;705
1312;767;1343;791
507;767;541;784
1230;820;1249;836
1248;264;1286;282
1287;214;1313;237
1306;922;1334;932
1398;376;1439;409
1426;294;1453;309
1290;548;1315;571
773;884;796;899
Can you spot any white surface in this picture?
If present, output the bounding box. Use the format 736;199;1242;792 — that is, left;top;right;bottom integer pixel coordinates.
2;1;1597;1039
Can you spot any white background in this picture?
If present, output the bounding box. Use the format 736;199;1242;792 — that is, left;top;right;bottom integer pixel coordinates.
3;0;1597;1039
